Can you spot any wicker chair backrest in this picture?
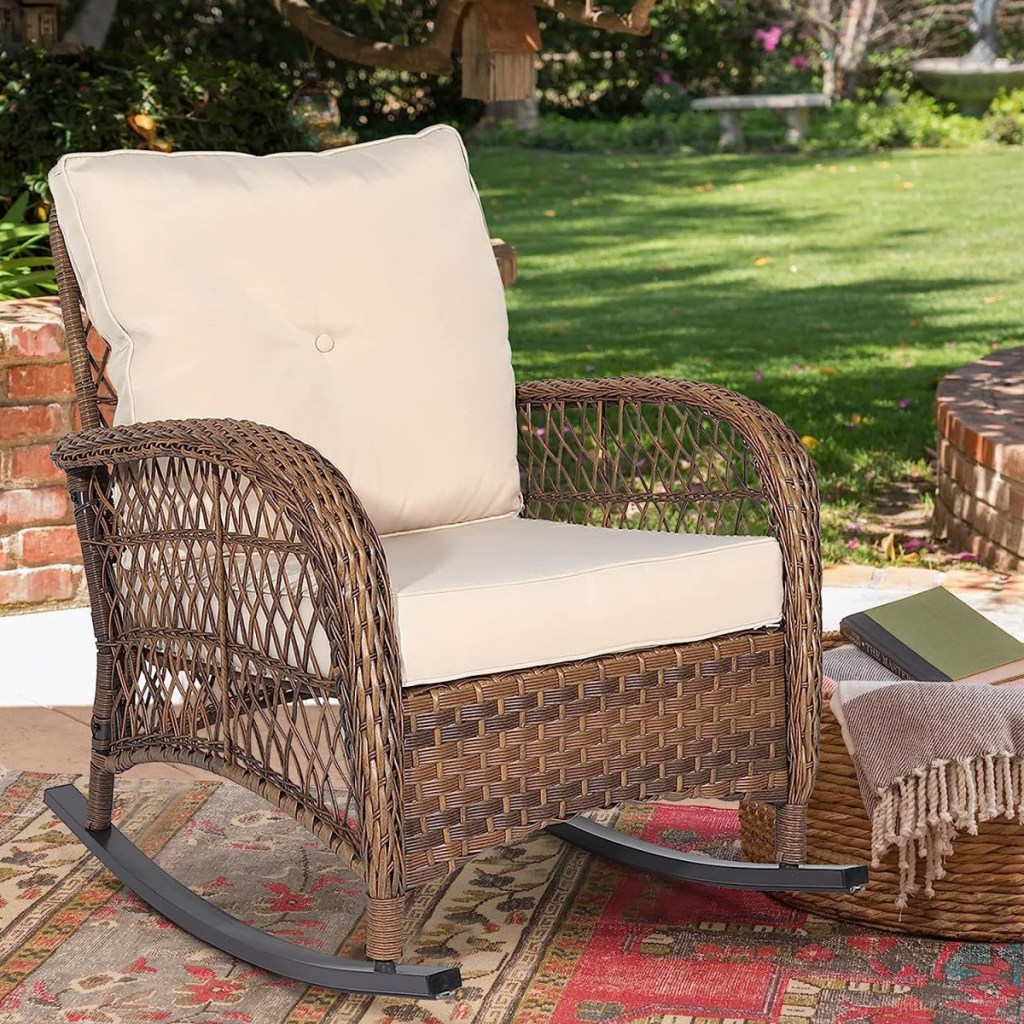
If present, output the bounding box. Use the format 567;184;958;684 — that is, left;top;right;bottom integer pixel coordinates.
50;208;118;430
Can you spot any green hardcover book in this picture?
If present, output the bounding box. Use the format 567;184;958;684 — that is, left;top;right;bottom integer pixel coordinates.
839;586;1024;684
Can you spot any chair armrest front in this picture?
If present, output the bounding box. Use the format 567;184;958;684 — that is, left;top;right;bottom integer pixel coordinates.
51;417;405;885
516;376;821;818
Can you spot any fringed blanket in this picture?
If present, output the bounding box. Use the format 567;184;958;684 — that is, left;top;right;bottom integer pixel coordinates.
830;671;1024;906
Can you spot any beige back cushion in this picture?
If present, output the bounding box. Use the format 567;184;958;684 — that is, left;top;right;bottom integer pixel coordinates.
48;125;522;537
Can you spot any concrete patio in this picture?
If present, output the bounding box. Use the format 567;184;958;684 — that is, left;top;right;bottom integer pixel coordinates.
3;563;1023;779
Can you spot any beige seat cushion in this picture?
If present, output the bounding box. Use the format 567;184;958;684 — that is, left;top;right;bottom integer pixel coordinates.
48;126;521;537
383;518;783;686
120;518;782;690
125;512;782;688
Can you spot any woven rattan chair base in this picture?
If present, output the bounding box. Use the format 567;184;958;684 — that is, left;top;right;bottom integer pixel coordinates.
403;630;791;885
739;636;1024;941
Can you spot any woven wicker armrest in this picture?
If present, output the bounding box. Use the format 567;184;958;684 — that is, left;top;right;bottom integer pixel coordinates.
50;418;405;883
516;376;822;813
50;414;402;700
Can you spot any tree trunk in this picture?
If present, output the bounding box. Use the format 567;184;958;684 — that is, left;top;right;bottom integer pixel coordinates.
809;0;839;100
63;0;120;49
837;0;879;99
485;97;540;133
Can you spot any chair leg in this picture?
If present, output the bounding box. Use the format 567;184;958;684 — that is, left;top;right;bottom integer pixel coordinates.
366;895;406;963
774;802;808;865
44;785;462;997
85;757;115;831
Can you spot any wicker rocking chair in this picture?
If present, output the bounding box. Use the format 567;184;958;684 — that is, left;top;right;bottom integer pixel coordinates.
43;126;866;997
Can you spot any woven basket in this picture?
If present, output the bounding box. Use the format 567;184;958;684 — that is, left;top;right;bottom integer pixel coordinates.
738;633;1024;941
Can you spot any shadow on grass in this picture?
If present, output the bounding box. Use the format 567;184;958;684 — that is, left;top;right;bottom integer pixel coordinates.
474;146;1021;557
511;271;1008;505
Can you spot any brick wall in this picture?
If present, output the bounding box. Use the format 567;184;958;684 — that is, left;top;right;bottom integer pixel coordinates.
0;298;86;612
934;348;1024;572
0;244;516;614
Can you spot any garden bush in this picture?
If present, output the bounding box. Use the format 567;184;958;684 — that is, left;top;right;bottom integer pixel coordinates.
476;89;1024;154
806;93;992;151
987;87;1024;144
0;46;303;205
0;193;56;301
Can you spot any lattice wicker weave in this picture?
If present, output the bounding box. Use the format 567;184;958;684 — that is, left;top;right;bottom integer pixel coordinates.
739;633;1024;941
48;209;823;962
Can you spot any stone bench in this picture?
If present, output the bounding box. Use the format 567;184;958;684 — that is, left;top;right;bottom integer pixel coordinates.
691;93;829;149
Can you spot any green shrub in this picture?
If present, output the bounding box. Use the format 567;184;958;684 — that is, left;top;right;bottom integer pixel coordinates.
478;90;1024;155
987;88;1024;145
0;46;304;206
476;112;715;154
0;193;56;301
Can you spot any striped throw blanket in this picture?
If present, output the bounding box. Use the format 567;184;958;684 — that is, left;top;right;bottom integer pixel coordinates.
827;647;1024;906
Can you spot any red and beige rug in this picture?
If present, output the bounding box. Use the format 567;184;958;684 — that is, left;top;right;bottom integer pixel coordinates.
0;769;1020;1024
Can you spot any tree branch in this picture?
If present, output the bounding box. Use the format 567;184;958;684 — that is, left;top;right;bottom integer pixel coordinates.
63;0;120;48
536;0;657;35
768;0;840;44
267;0;469;73
267;0;659;72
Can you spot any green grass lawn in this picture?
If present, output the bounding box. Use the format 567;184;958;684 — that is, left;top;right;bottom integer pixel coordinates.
469;146;1023;565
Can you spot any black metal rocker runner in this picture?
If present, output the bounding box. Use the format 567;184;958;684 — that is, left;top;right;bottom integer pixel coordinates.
46;784;867;998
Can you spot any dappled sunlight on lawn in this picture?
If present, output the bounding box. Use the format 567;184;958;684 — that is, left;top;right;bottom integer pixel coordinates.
470;147;1022;563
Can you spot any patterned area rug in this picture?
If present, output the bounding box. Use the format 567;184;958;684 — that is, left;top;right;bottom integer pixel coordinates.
1;770;1021;1024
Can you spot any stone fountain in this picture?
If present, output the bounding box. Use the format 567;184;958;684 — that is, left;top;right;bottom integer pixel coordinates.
912;0;1024;116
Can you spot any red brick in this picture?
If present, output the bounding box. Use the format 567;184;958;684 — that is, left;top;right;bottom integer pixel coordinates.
0;565;75;606
995;443;1024;488
20;525;81;566
0;403;64;441
936;502;1021;574
6;323;66;359
8;444;63;484
86;326;109;362
0;487;68;527
0;536;14;570
7;363;74;400
937;475;1024;560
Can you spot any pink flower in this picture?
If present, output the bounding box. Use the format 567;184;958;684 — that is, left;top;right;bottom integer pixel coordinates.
753;370;763;381
754;26;783;52
658;71;673;86
898;397;911;409
902;539;932;553
790;55;809;70
846;539;859;550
